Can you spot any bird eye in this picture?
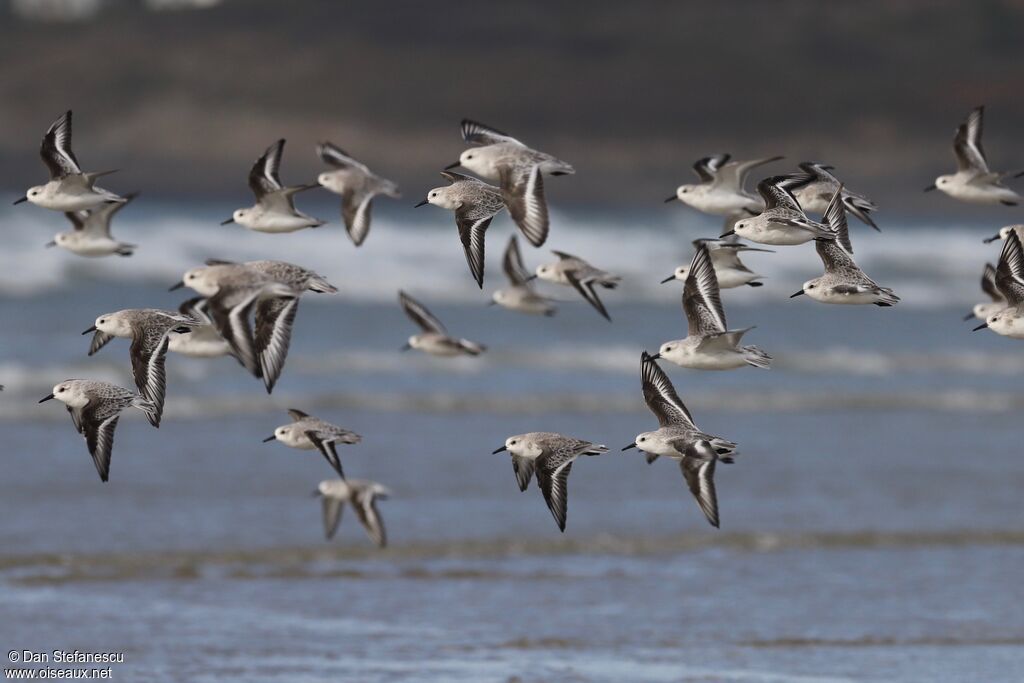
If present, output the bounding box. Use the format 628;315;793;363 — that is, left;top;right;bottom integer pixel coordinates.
681;188;689;194
58;387;65;393
639;436;646;442
467;154;474;159
510;440;517;445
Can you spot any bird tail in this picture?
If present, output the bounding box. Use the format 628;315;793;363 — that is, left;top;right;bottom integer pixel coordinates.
842;195;879;231
548;160;576;176
710;437;738;463
307;274;338;294
743;345;772;369
116;243;136;257
875;288;901;307
133;395;160;428
459;339;487;356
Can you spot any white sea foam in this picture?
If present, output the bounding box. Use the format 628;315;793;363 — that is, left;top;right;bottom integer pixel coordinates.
0;203;1005;307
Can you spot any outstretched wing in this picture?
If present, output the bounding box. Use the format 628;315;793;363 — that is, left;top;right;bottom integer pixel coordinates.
681;444;720;528
248;139;286;200
682;244;726;335
398;290;446;334
40;110;81;179
500;165;548;247
306;431;345;479
254;297;300;394
81;405;119;483
692;154;730;183
352;492;387;547
317;141;370;174
511;455;535;492
455;212;492;288
535;459;572;532
953;106;988;174
502;235;531;286
320;496;344;539
640;352;696;428
460;119;523;147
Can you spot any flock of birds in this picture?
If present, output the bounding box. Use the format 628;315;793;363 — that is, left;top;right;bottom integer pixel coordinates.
13;105;1024;543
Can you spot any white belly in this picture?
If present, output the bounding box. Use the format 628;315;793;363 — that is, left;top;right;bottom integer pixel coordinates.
941;183;1020;205
241;213;319;233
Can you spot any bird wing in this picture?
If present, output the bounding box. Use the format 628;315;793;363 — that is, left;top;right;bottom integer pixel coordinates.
305;431;345;479
320;495;344;539
398;290;446;334
682;244;727;335
460;119;524;147
640;352;697;428
500;165;549;247
680;444;719;528
535;458;572;532
254;297;300;394
953;106;989;174
40;110;81;179
248;139;286;201
316;141;371;174
502;235;531;286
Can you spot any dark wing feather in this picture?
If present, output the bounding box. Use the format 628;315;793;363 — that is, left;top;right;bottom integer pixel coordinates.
565;270;611;321
81;407;119;483
640;352;696;428
682;244;726;335
500;165;549;247
306;431;345;479
460;119;522;146
398;291;446;334
352;492;387;547
536;460;572;532
129;330;170;427
681;448;719;528
456;214;492;288
321;496;344;539
40;111;81;179
248;139;285;200
255;297;299;393
502;235;530;285
512;455;535;492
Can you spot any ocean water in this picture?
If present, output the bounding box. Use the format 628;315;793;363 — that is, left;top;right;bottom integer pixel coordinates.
1;203;1023;682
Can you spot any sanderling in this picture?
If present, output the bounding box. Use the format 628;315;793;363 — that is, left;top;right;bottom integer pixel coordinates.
16;111;124;211
168;297;231;358
84;309;199;427
491;235;557;316
623;352;737;528
974;231;1024;339
209;259;338;391
399;290;485;356
728;175;837;246
790;189;899;306
47;192;138;257
660;235;772;289
314;479;391;547
791;162;879;231
534;250;621;321
653;244;770;370
964;263;1005;322
493;432;607;532
222;139;324;232
178;259;333;391
926;106;1024;206
263;409;361;479
416;171;506;288
170;263;299;382
448;119;570;246
317;142;400;247
982;225;1024;244
40;379;158;482
665;154;783;217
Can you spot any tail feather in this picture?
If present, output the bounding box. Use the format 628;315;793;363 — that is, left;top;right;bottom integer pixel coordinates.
743;345;772;369
459;339;486;356
307;276;338;294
